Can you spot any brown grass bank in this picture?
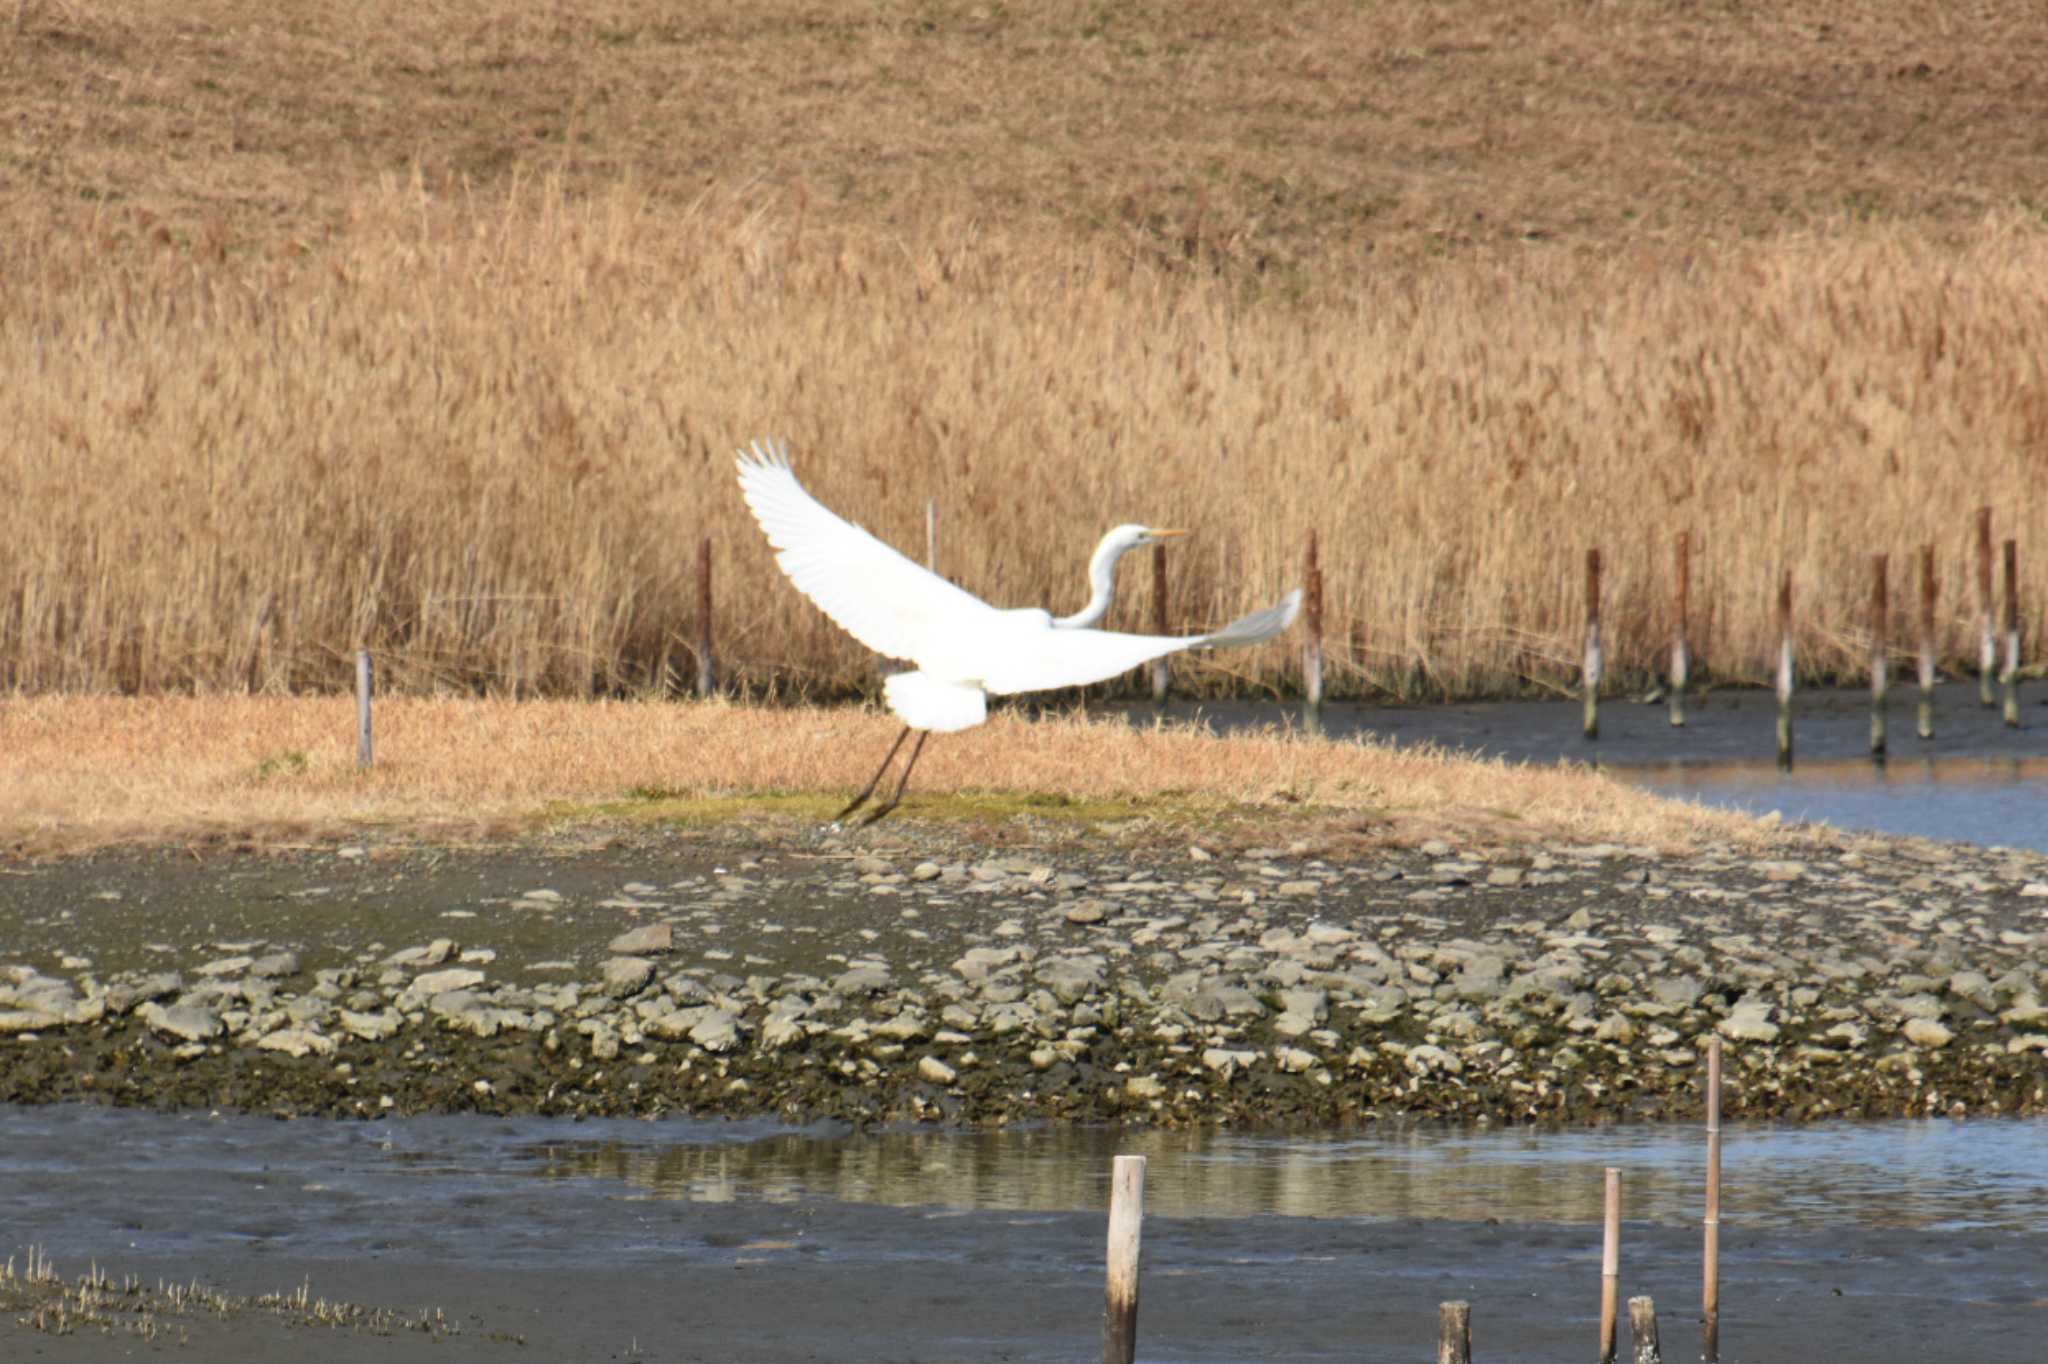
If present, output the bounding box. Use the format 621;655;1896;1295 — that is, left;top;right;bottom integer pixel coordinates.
1;1;2044;703
0;695;1775;856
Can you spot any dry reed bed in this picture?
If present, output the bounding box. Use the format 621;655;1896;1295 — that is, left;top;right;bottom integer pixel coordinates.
0;695;1774;855
1;183;2043;701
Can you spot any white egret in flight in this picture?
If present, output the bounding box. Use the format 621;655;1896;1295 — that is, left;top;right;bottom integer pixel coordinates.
736;439;1302;825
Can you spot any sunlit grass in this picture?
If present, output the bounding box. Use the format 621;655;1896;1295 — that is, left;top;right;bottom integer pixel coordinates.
0;695;1787;855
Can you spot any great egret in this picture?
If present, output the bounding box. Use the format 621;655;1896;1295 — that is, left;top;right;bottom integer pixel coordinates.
735;438;1302;825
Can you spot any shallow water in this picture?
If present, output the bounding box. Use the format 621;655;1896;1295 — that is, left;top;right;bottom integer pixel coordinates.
6;1106;2045;1269
1101;682;2048;851
1629;755;2048;853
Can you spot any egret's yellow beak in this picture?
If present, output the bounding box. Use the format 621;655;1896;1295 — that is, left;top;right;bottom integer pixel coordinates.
1149;528;1189;540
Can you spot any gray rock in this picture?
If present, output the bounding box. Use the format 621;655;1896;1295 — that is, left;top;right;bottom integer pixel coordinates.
688;1010;742;1052
608;924;673;955
601;958;656;997
339;1007;403;1041
386;939;457;968
139;1002;222;1042
412;967;486;996
1188;985;1266;1021
102;973;183;1015
1903;1017;1954;1048
833;964;893;995
1036;958;1103;1004
248;952;302;980
256;1026;335;1058
0;1009;65;1034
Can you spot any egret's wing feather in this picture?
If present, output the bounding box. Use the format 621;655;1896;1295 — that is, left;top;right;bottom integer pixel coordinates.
983;589;1302;696
735;439;998;664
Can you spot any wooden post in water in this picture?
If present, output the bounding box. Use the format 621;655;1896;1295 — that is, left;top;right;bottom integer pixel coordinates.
1629;1296;1663;1364
1669;531;1690;728
1977;507;1996;706
1149;543;1170;704
1703;1037;1723;1364
1303;529;1325;728
1583;548;1602;741
1103;1154;1145;1364
1600;1167;1622;1364
1918;544;1937;740
695;537;717;697
355;649;374;769
1437;1300;1472;1364
1869;554;1888;758
1775;573;1794;770
2003;538;2022;728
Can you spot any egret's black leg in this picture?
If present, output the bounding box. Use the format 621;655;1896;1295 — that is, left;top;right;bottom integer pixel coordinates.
857;730;930;827
836;726;914;823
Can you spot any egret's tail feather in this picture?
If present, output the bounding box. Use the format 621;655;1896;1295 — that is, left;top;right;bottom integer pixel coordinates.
1200;589;1303;650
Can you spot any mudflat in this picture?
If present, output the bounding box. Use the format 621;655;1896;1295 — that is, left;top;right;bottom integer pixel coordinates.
6;823;2048;1358
5;826;2046;1127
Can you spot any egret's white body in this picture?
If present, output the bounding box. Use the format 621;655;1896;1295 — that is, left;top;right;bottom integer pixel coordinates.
735;438;1301;822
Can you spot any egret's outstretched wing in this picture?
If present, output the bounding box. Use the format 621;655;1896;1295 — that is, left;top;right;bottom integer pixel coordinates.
983;589;1302;696
736;439;999;664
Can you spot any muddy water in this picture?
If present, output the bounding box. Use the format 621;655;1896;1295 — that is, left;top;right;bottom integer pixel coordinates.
8;1106;2047;1361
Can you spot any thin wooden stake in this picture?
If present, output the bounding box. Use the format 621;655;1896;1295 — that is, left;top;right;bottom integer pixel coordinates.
1629;1296;1663;1364
1977;506;1996;706
355;649;374;769
1103;1154;1145;1364
2003;538;2022;728
695;537;717;697
1303;529;1325;724
1918;544;1937;740
1669;531;1690;728
1584;548;1602;741
925;498;938;574
1149;542;1170;704
1870;553;1888;758
1600;1167;1621;1364
1703;1037;1722;1364
1437;1300;1472;1364
1775;572;1794;770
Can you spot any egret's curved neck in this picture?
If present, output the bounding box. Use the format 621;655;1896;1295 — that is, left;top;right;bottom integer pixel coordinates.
1052;532;1132;630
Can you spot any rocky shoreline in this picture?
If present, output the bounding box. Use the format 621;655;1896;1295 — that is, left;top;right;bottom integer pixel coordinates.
4;828;2047;1127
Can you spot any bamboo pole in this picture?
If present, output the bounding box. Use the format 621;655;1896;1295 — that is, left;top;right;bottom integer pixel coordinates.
695;537;717;697
1149;542;1170;704
1918;544;1937;740
1870;553;1888;758
1437;1300;1472;1364
1103;1154;1145;1364
1600;1167;1621;1364
1703;1037;1722;1364
1775;573;1794;770
1977;506;1996;706
2003;538;2022;729
1583;548;1602;741
355;649;374;769
1669;531;1690;728
1303;529;1325;728
1629;1296;1663;1364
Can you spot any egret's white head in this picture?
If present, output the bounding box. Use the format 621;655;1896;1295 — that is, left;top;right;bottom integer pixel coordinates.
1102;524;1188;554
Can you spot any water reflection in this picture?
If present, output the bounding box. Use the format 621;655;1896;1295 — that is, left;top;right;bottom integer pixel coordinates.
1628;756;2048;853
521;1117;2048;1233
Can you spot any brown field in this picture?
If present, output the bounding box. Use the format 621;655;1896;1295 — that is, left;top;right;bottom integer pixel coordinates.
1;0;2044;707
0;694;1782;856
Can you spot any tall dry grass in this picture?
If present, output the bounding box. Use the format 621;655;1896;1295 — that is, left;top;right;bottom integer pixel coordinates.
1;179;2043;701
